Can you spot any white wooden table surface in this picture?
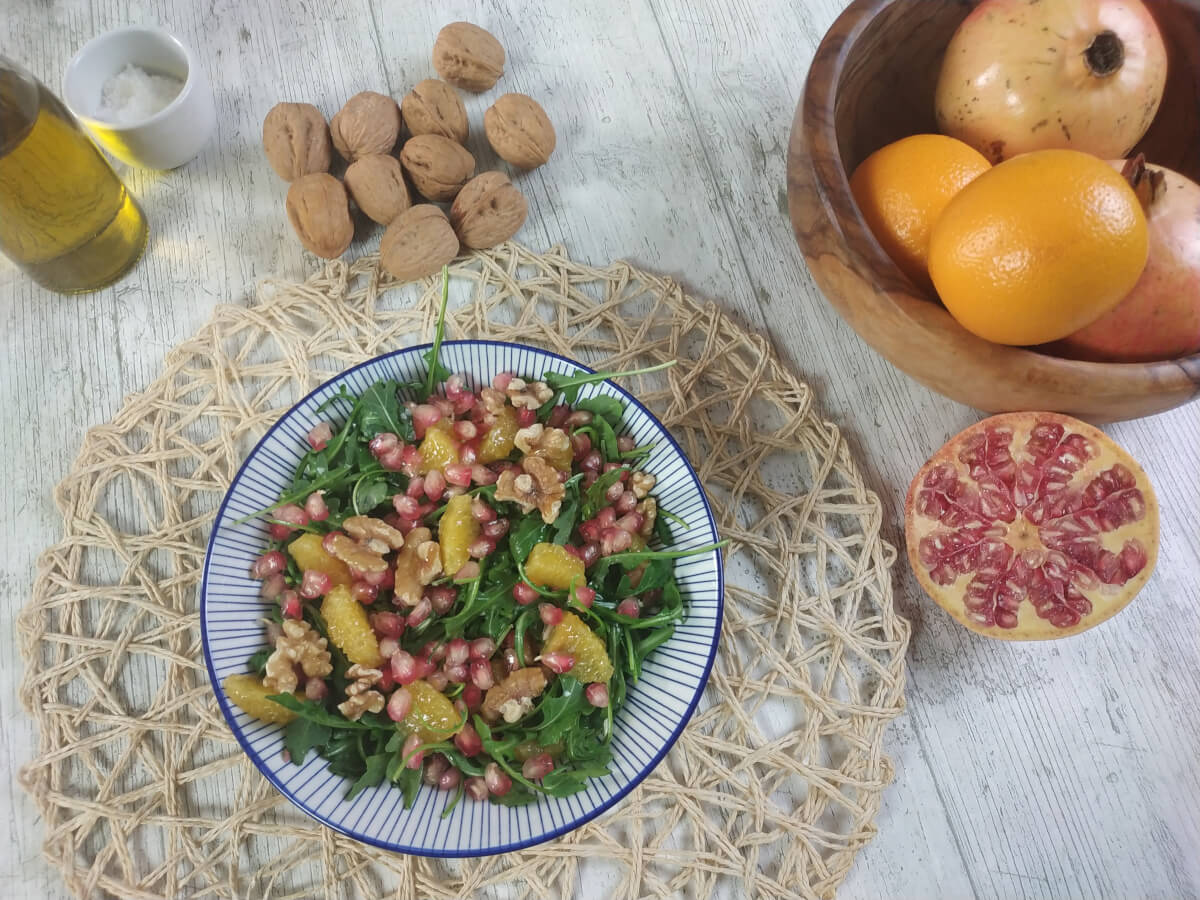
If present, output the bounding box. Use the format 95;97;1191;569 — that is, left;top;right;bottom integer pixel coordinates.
3;1;1198;898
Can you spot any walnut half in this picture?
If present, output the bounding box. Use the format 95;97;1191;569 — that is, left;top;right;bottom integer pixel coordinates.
263;620;333;694
337;664;385;721
394;527;443;607
494;456;564;523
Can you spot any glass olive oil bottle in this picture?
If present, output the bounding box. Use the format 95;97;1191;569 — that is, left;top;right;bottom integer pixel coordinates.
0;57;147;293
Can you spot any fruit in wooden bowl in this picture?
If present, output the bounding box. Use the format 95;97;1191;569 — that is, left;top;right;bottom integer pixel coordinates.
787;0;1200;422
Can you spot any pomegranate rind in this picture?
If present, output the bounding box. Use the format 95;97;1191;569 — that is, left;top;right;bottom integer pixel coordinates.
904;413;1158;640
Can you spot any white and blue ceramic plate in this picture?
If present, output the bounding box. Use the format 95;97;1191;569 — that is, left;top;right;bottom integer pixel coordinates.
201;340;723;856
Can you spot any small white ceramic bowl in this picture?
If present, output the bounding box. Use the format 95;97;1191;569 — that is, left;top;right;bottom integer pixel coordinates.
63;26;215;170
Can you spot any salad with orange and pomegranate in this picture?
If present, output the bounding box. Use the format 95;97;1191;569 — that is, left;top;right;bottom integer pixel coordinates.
223;275;720;809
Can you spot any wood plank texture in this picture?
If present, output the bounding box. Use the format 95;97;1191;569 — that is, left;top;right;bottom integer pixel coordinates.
1;1;1197;898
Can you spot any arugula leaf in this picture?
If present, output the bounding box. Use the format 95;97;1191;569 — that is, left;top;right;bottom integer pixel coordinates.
285;717;332;765
246;647;271;676
422;266;452;398
351;474;390;515
575;394;624;427
346;751;390;800
536;678;586;745
266;694;379;730
358;380;415;442
551;482;580;545
593;415;621;462
652;510;674;546
542;360;676;405
509;513;550;566
582;467;628;519
616;556;673;597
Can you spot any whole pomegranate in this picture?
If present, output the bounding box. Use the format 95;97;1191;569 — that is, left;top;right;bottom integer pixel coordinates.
936;0;1167;163
1057;158;1200;362
906;412;1158;640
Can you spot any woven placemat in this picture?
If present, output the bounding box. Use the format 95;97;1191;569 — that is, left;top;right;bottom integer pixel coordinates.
19;243;909;900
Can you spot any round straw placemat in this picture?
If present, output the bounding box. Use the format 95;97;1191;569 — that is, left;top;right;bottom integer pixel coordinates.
19;243;909;900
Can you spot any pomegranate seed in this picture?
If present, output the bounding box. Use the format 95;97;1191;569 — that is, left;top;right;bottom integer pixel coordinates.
454;722;483;757
391;651;418;684
433;396;456;418
423;753;447;784
485;762;512;796
444;463;472;486
580;451;603;472
615;490;638;514
617;597;641;618
371;611;404;639
493;372;514;391
583;471;599;488
352;581;379;604
462;684;483;711
469;637;496;660
387;686;413;721
369;432;399;458
465;776;489;801
250;550;286;579
423;468;446;501
469;659;495;690
378;637;400;660
446;638;470;666
407;597;432;627
412;404;442;438
444;662;468;683
427;585;458;614
571;432;592;458
517;407;537;427
373;566;394;589
547;404;569;427
260;572;286;600
581;542;600;567
597;507;617;528
502;648;521;672
454;420;478;441
438;767;462;791
565;410;593;429
470;496;497;522
602;463;628;478
482;518;510;539
303;491;328;521
302;678;328;701
454;561;481;581
405;476;425;499
458;442;478;465
445;374;468;400
268;503;309;539
539;603;564;627
393;494;421;519
579;519;602;544
427;670;449;691
468;536;496;559
378;668;395;690
453;697;468;717
403;734;424;769
280;591;302;619
617;512;644;534
321;531;341;555
585;682;610;707
600;527;632;556
400;444;422;473
454;393;477;415
522;753;554;781
299;569;332;599
572;585;596;608
542;651;575;674
306;421;333;451
563;544;583;561
417;655;438;678
605;481;625;503
617;435;636;453
470;464;498;485
423;641;447;662
379;447;406;471
513;582;539;605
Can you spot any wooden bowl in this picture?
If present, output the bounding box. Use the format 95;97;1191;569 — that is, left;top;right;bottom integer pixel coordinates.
787;0;1200;423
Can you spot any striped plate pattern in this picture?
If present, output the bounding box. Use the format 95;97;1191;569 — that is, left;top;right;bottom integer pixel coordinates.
200;341;723;856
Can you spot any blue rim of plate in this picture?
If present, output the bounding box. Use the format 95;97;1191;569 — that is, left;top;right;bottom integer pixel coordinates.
200;339;724;857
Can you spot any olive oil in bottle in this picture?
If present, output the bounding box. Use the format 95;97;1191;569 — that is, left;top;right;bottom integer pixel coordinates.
0;57;148;293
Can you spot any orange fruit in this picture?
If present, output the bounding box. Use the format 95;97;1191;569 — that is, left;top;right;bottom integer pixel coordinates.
523;542;585;591
439;493;479;576
541;611;613;682
320;584;383;667
223;674;296;724
477;406;518;463
417;420;459;473
928;149;1148;346
288;533;352;587
849;134;991;288
400;679;462;741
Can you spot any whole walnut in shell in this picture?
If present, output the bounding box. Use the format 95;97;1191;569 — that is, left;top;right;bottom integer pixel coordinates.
449;171;527;249
285;173;354;259
380;205;460;282
401;79;468;144
400;134;475;202
330;91;400;161
433;22;505;92
344;154;411;226
262;102;331;181
484;93;556;170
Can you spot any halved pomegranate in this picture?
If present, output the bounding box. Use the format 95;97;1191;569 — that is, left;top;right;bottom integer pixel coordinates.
905;413;1158;640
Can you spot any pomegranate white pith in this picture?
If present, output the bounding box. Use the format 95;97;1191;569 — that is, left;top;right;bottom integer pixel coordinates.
905;413;1159;640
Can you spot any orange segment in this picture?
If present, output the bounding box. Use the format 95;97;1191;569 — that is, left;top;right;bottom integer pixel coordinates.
439;493;480;576
418;420;460;473
401;679;463;741
524;543;584;591
288;533;352;586
478;406;518;463
320;584;383;667
541;611;613;682
223;673;296;724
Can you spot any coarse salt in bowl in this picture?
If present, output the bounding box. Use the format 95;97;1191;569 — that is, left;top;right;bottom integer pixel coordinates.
200;340;724;855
